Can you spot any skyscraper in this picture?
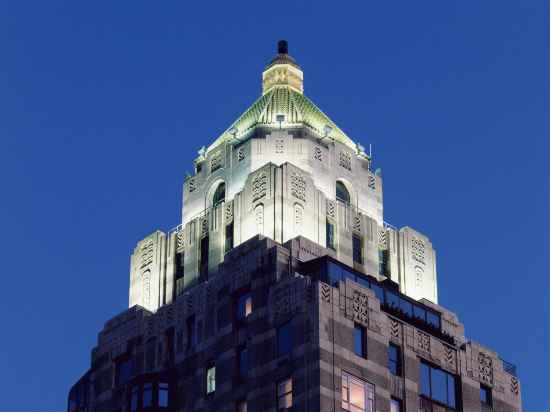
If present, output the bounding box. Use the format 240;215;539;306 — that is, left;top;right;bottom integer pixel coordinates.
68;41;522;412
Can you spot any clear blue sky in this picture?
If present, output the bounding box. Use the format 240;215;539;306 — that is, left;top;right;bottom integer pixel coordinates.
1;1;548;411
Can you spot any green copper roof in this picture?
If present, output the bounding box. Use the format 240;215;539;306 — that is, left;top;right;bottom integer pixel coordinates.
207;86;359;153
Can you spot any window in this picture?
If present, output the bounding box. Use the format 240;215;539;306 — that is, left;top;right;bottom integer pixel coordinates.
186;316;195;349
238;347;248;378
200;236;209;279
143;383;153;407
336;181;351;204
388;344;401;376
116;357;134;386
390;398;402;412
159;383;169;407
213;182;225;206
326;219;335;250
277;321;292;356
378;249;390;277
353;235;363;264
277;378;293;410
225;222;234;253
130;386;138;412
236;400;247;412
206;364;216;394
420;361;456;409
175;251;184;281
480;384;492;406
341;372;375;412
236;292;252;320
353;323;367;358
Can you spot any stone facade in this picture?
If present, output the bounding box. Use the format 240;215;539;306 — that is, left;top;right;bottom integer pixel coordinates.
68;42;521;412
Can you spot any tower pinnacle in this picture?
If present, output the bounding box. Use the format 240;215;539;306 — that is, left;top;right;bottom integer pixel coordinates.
262;40;304;94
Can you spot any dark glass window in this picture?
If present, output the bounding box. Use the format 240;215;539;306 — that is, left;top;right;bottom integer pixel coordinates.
116;357;134;386
399;299;413;317
213;183;225;206
480;384;492;406
378;249;390;277
186;316;195;349
336;181;350;204
420;361;457;408
386;292;400;310
175;251;185;281
225;222;234;253
353;235;363;264
236;292;252;320
427;311;441;329
277;378;293;410
130;386;138;412
159;383;169;407
200;236;209;279
326;220;335;250
277;321;292;356
388;344;401;376
143;383;153;407
413;305;427;322
353;324;367;358
238;347;248;378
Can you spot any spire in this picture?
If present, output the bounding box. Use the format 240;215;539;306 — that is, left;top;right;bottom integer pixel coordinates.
262;40;304;95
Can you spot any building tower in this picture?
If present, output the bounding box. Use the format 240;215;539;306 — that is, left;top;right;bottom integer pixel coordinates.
68;41;522;412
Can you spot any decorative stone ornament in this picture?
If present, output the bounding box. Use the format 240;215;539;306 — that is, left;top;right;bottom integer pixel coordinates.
290;172;306;202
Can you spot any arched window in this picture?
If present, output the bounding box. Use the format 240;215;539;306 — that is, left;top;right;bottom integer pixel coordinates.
336;181;350;204
212;183;226;207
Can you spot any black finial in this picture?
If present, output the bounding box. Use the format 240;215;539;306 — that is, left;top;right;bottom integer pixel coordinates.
278;40;288;54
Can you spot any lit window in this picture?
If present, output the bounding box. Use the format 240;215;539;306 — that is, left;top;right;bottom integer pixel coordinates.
143;383;153;407
353;324;366;358
341;372;375;412
390;398;402;412
420;361;456;409
130;386;138;412
326;219;335;250
206;365;216;394
277;378;293;410
480;384;492;406
277;321;292;356
236;293;252;320
388;344;401;376
159;382;169;407
353;235;363;264
236;400;247;412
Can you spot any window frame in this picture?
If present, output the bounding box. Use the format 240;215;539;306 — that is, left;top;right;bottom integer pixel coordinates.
388;343;402;376
341;371;375;412
353;323;367;359
277;321;293;357
420;360;457;409
480;384;492;407
352;234;363;264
